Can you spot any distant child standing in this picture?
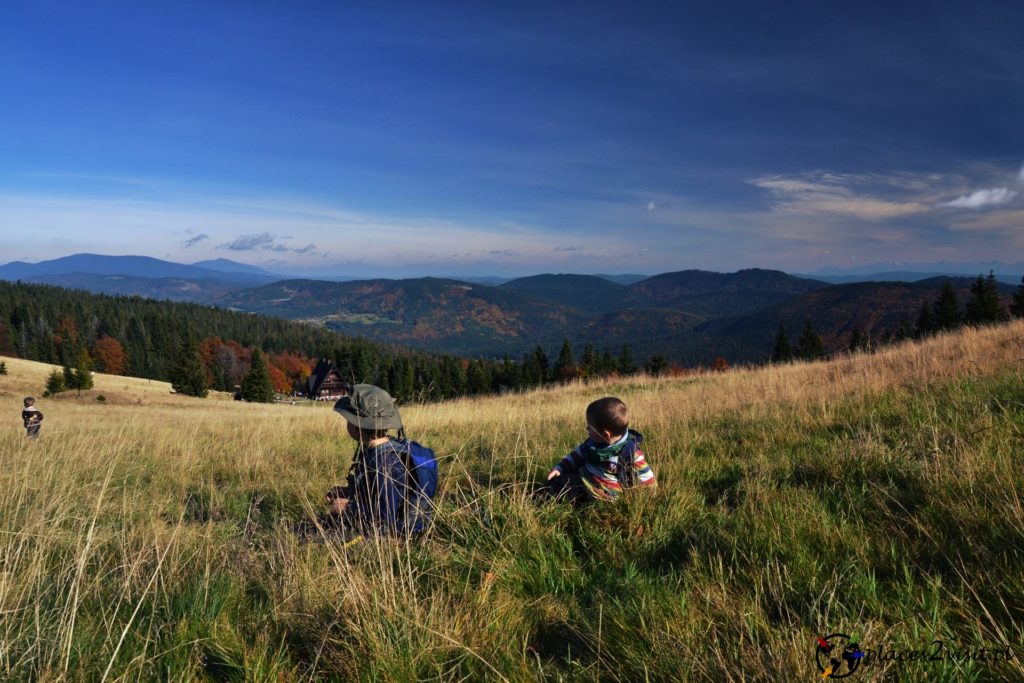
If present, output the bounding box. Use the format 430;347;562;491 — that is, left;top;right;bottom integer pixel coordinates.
22;397;43;439
547;396;656;504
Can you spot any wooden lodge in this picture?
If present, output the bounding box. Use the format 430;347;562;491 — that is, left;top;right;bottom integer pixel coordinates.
305;359;350;401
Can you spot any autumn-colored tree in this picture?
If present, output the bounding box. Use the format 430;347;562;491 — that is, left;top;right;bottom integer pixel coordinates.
267;362;291;393
270;351;313;390
198;337;225;387
55;316;79;348
711;356;729;372
91;336;126;375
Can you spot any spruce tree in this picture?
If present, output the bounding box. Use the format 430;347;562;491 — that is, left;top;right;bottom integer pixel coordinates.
933;281;961;331
916;301;935;337
72;349;93;394
170;331;209;398
0;360;6;375
618;344;636;374
966;271;1003;324
1011;276;1024;318
771;322;793;362
45;368;65;394
553;338;575;381
466;360;491;395
526;345;549;385
579;343;597;377
797;318;825;360
644;355;669;376
849;325;864;353
241;348;275;402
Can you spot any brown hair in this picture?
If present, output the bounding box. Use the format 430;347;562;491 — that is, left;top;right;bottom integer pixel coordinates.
586;396;629;435
23;397;35;407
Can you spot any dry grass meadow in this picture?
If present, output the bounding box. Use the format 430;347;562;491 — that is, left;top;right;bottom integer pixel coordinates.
1;319;1023;681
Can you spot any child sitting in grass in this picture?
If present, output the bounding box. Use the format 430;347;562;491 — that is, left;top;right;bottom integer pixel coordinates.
547;396;657;504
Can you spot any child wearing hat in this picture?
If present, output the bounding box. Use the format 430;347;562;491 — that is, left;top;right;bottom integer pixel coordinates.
328;384;435;536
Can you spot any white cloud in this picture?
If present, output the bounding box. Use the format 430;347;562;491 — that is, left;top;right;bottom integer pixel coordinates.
750;173;930;220
1018;163;1024;185
939;187;1017;209
645;201;657;212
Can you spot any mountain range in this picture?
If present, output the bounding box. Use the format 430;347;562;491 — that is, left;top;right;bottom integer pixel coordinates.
1;253;1019;364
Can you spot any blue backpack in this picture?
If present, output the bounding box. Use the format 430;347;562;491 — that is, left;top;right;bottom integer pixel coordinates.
399;439;438;532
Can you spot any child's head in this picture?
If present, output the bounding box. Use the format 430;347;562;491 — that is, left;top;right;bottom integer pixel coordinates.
23;397;35;408
345;422;389;443
585;396;629;444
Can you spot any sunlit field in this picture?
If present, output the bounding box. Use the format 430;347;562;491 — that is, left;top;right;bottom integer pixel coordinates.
1;320;1023;681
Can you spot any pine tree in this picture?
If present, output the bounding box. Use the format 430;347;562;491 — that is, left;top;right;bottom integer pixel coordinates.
241;348;275;402
579;343;597;377
553;338;575;381
645;355;669;376
966;271;1003;324
849;325;864;353
62;361;75;390
0;360;6;375
45;368;65;394
599;348;617;375
170;331;209;398
933;281;961;331
71;349;93;394
1011;276;1024;318
618;344;636;375
916;301;935;337
771;321;793;362
466;360;491;395
848;324;872;353
797;318;824;360
525;345;549;385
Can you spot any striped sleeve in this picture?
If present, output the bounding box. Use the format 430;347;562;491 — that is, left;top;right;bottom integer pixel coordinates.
632;447;657;488
555;447;585;474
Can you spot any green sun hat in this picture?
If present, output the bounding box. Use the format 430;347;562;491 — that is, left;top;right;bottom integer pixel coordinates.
333;384;404;431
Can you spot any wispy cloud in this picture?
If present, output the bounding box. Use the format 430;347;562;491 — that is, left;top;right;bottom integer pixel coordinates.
294;243;317;254
750;173;931;220
182;233;209;248
553;245;582;252
218;232;276;250
939;187;1018;209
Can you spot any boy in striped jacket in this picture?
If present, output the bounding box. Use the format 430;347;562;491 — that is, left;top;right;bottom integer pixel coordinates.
547;396;657;504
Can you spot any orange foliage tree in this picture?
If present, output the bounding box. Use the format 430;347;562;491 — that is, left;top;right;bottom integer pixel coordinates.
91;336;126;375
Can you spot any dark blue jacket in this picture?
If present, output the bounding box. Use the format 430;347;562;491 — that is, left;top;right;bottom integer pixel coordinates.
343;438;412;535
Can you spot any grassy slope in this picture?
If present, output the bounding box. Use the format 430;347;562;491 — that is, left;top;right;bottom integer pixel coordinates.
1;321;1023;681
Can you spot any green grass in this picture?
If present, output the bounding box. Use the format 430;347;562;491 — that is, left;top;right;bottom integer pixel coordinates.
1;344;1023;681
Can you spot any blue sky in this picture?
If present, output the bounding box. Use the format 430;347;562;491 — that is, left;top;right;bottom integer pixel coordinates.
1;0;1023;277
